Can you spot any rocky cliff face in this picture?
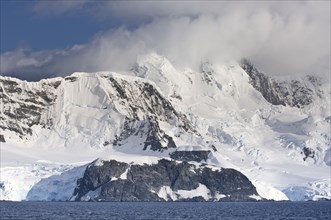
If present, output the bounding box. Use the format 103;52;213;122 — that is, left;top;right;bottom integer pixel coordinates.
0;77;60;138
240;59;322;108
169;150;211;162
72;159;259;202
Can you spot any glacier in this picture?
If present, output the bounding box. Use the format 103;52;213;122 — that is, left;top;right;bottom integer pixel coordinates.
0;53;330;201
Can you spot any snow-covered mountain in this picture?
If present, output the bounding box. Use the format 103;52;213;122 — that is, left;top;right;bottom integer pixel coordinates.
1;53;330;201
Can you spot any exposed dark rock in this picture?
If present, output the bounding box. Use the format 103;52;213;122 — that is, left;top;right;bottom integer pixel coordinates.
303;147;315;161
0;77;58;138
170;150;211;162
0;79;18;86
72;159;259;202
143;118;177;151
73;160;129;199
64;76;78;82
109;77;128;100
100;179;163;202
170;92;182;101
49;80;62;89
106;76;196;134
240;59;317;108
103;141;110;146
112;118;137;146
199;167;255;201
0;134;5;143
113;116;177;152
35;90;54;103
0;181;4;190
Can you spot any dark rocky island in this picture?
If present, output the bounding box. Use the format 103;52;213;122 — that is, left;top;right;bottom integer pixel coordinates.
71;159;260;202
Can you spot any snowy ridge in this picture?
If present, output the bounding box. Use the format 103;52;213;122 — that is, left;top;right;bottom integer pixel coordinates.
0;53;330;201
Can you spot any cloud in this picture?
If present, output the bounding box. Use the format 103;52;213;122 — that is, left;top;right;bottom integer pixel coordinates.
1;1;330;80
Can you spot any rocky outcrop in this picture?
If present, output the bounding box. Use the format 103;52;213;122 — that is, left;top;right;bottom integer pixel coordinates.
142;118;177;151
72;159;260;201
302;147;315;161
112;117;177;152
169;150;211;162
0;134;5;143
106;76;194;133
0;77;60;138
72;160;129;200
240;59;320;108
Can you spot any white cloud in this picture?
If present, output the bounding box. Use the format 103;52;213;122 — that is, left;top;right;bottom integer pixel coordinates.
1;1;330;80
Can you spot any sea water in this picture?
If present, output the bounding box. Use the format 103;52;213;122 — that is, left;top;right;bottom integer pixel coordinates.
0;201;330;220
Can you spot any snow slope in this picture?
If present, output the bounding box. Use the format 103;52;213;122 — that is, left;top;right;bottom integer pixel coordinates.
0;53;330;201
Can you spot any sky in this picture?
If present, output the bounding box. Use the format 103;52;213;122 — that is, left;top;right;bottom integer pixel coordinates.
0;1;330;81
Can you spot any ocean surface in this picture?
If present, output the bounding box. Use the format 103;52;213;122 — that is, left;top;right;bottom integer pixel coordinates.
0;201;330;220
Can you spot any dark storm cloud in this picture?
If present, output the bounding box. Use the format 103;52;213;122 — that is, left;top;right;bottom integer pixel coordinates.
1;1;330;80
